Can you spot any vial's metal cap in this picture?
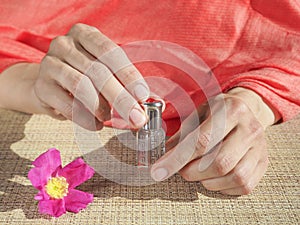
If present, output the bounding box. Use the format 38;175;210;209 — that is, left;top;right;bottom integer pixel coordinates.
142;100;163;130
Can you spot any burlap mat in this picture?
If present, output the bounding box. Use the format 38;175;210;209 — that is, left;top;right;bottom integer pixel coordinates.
0;109;299;225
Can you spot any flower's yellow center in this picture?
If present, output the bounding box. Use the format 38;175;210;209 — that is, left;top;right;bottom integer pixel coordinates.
45;176;69;199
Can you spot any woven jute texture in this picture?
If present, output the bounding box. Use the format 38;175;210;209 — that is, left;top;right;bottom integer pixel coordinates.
0;109;299;225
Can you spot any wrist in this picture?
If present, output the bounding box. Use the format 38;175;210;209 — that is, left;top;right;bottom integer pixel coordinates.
226;87;280;128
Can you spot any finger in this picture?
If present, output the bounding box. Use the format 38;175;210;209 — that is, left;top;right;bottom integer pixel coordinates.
65;24;148;127
89;61;147;128
178;143;221;181
75;60;112;121
36;104;67;121
179;123;263;182
51;48;141;125
166;103;209;151
72;98;104;131
84;60;140;124
39;83;103;131
48;36;113;99
41;56;108;122
97;93;111;121
47;35;95;74
47;36;111;121
76;58;146;128
151;97;235;181
69;23;150;101
220;157;269;195
196;126;251;179
106;81;147;128
197;118;264;178
201;146;262;191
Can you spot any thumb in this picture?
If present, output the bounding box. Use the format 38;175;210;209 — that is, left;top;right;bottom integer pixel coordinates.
150;102;215;181
150;127;200;181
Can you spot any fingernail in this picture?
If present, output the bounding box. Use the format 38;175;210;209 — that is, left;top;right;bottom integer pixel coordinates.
129;107;146;127
151;168;169;181
133;84;149;100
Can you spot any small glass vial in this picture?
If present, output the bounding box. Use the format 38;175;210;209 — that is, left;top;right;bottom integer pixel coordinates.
136;100;166;168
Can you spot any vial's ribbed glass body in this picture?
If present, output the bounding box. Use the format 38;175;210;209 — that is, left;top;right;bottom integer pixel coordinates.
137;100;166;168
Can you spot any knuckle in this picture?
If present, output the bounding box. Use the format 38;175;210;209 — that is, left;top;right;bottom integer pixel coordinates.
69;23;102;41
118;67;139;85
69;23;100;36
58;62;70;77
98;39;117;55
214;156;233;176
61;103;73;119
240;183;254;195
170;150;190;171
233;168;248;186
235;100;249;116
70;23;86;33
201;181;214;191
251;122;264;138
88;63;111;83
250;114;264;128
114;92;135;110
51;36;65;48
179;170;193;182
41;55;54;67
196;132;210;153
255;122;264;134
226;97;249;118
50;35;73;56
246;121;265;143
60;66;83;93
72;75;91;96
40;56;58;76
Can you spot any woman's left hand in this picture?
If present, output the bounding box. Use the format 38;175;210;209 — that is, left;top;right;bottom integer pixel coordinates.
151;87;279;195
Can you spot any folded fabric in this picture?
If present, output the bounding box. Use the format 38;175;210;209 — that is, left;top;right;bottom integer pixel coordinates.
0;0;299;134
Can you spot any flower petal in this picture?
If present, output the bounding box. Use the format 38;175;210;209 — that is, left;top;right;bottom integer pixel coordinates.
34;191;44;201
38;198;66;218
32;148;61;168
28;167;46;190
64;189;93;213
59;158;94;188
28;148;62;189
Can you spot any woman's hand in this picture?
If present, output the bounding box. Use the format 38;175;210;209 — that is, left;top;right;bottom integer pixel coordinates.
34;23;150;130
151;87;279;195
0;23;150;130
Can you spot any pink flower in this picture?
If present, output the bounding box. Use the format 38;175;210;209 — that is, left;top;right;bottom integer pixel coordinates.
28;148;95;217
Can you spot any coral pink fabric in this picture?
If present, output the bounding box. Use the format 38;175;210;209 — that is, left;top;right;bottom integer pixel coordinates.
0;0;299;134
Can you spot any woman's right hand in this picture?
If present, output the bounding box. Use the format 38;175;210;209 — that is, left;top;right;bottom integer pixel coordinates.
34;23;149;130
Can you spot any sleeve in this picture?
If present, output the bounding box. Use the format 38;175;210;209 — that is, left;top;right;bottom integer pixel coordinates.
220;0;300;122
0;37;45;73
223;67;300;122
0;2;53;73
